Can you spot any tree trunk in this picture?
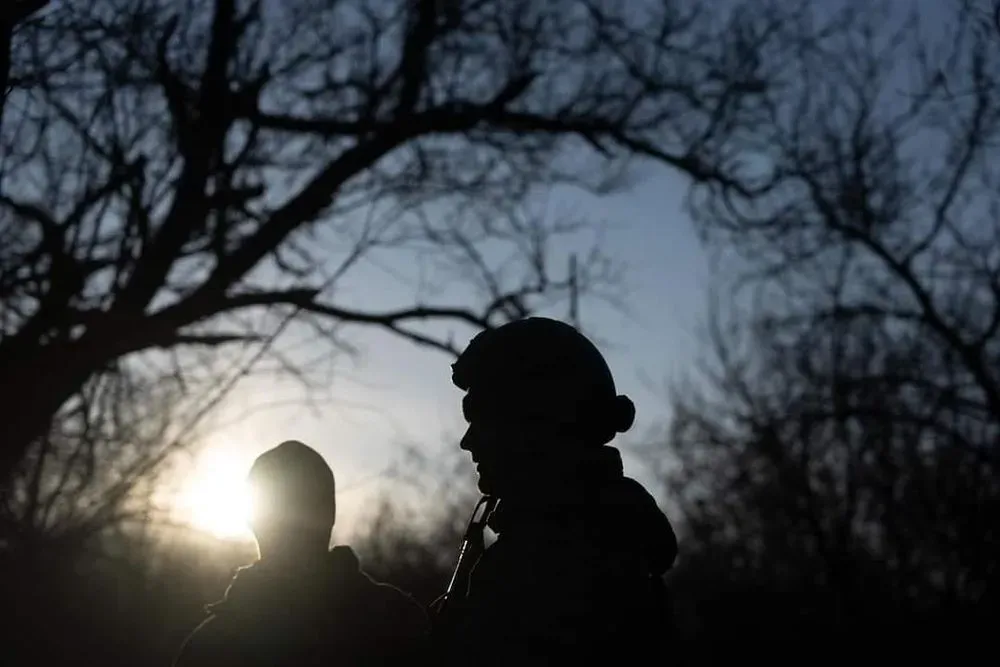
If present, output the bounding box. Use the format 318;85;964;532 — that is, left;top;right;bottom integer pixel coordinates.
0;345;102;485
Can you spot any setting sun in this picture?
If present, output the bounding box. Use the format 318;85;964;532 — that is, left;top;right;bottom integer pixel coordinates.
175;446;254;541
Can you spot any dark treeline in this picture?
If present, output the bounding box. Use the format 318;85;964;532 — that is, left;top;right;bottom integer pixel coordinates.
2;0;997;664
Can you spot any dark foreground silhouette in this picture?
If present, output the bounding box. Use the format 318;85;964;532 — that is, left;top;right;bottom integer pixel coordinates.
173;441;428;667
433;317;678;664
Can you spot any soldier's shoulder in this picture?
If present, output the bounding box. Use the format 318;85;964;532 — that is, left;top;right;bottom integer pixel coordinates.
333;545;429;637
376;580;429;620
173;614;224;667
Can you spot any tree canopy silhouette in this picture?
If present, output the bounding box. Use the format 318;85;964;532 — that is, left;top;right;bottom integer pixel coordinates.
660;0;998;644
0;0;788;489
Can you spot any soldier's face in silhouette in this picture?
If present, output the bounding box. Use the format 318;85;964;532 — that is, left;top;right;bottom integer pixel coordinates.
460;417;509;494
247;461;335;559
459;390;546;495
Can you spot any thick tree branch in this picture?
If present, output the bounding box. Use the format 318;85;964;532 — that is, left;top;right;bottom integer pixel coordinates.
132;288;491;357
0;0;791;517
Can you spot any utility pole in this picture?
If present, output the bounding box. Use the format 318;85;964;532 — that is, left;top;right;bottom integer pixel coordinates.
568;254;580;328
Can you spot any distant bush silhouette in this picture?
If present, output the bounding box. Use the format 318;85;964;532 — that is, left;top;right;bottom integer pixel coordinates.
351;445;477;605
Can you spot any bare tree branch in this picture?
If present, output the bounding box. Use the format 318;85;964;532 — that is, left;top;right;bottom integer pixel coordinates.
0;0;793;500
659;0;1000;623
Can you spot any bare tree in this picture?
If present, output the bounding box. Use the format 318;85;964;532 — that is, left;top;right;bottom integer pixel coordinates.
350;442;478;604
0;352;208;557
0;1;47;121
660;0;999;630
0;0;789;489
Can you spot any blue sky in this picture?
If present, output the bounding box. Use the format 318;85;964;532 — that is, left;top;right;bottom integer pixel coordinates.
167;0;963;540
174;159;712;538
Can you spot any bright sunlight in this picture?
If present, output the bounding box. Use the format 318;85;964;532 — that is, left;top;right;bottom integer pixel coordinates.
174;445;254;541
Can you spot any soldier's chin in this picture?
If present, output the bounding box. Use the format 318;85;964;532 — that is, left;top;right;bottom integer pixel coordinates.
476;473;494;494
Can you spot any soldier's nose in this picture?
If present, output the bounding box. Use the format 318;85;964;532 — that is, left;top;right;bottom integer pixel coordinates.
459;427;474;452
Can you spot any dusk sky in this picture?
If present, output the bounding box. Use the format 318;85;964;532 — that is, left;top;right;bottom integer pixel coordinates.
168;0;957;540
171;158;712;539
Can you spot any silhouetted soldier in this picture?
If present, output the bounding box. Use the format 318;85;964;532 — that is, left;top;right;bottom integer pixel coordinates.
432;317;679;664
173;440;429;667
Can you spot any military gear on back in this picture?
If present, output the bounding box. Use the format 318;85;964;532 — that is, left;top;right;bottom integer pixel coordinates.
431;495;499;622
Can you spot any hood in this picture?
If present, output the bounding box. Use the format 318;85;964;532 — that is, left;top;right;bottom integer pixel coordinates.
590;475;679;576
207;545;366;615
488;445;678;576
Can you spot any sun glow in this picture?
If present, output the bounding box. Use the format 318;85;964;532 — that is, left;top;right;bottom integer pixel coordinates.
175;446;254;541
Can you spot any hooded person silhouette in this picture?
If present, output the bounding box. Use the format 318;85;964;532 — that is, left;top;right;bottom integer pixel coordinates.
433;317;678;664
173;440;429;667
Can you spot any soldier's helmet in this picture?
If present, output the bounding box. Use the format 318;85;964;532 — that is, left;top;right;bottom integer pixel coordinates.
452;317;635;447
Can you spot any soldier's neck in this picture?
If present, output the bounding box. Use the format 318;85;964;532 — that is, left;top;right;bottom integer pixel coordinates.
257;542;330;570
490;445;624;531
506;444;623;500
